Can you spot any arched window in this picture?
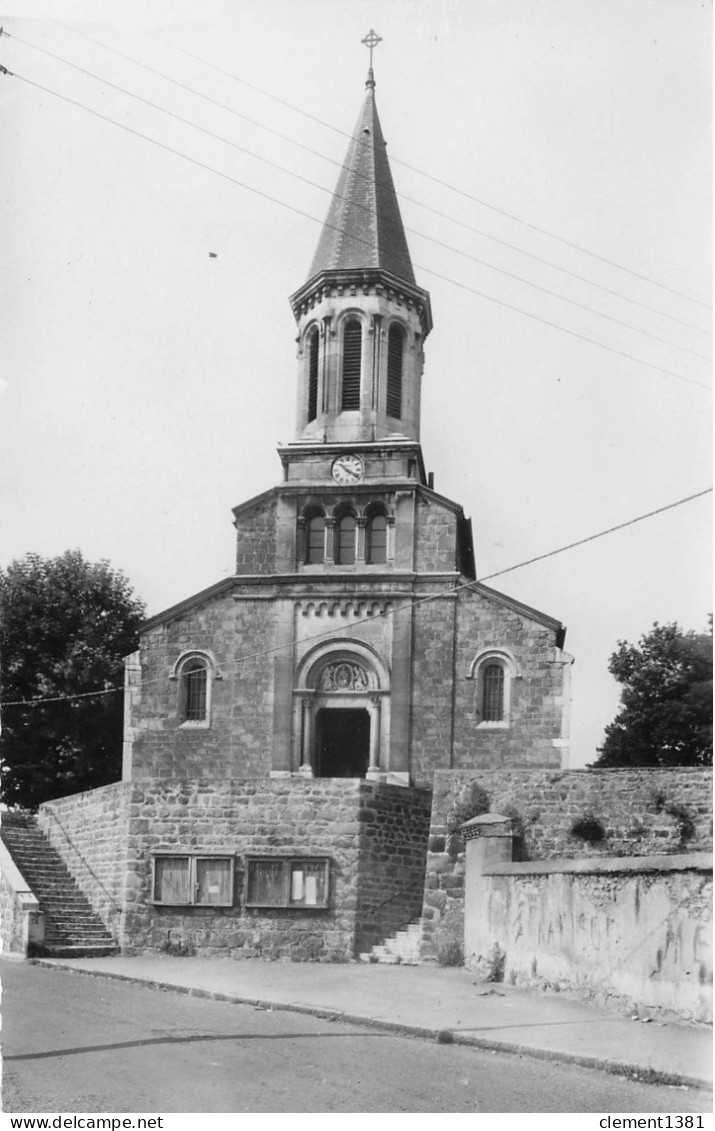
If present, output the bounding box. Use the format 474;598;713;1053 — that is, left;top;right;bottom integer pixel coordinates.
482;664;505;722
386;324;404;418
307;328;319;423
336;513;356;565
173;652;216;728
305;512;325;564
341;320;362;411
366;511;388;564
469;650;516;728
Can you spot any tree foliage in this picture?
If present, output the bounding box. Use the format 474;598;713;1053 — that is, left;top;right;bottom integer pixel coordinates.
0;551;145;809
595;620;713;768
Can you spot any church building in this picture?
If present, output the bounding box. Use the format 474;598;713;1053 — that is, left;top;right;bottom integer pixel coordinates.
33;45;574;961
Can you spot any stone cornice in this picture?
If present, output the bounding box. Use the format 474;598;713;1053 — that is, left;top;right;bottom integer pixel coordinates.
289;268;432;337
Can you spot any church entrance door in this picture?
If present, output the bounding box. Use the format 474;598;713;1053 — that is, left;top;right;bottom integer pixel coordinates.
315;708;370;778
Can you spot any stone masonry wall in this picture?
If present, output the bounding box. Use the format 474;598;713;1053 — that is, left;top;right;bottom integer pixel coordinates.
130;594;275;779
452;588;566;769
38;782;132;937
355;783;433;954
409;595;457;787
414;496;459;573
123;778;364;959
235;495;278;575
421;767;713;962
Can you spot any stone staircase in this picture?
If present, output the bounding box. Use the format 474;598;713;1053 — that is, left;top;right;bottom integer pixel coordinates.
1;813;119;957
358;917;426;965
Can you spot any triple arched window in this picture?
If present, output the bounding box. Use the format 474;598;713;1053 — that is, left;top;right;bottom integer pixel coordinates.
341;320;362;411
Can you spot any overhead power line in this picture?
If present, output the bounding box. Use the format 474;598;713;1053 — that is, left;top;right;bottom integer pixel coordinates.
1;66;710;394
153;29;713;312
2;486;712;709
51;22;712;339
10;28;709;365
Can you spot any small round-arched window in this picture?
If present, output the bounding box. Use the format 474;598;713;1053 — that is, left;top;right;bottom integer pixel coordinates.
336;513;356;565
305;512;325;564
366;510;388;564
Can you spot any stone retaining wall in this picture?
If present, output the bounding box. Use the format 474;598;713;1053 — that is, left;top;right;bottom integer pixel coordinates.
38;781;132;936
421;767;713;962
355;784;432;954
41;778;432;960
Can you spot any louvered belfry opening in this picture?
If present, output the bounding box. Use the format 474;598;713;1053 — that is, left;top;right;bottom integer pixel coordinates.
341;320;362;411
482;663;505;722
386;324;404;418
307;329;319;422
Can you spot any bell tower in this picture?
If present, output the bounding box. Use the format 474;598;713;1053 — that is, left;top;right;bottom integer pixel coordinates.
281;36;432;484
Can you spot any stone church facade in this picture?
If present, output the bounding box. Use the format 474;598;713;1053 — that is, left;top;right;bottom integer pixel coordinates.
35;62;574;960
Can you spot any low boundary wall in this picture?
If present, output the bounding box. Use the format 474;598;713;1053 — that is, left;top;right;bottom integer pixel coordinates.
463;814;713;1023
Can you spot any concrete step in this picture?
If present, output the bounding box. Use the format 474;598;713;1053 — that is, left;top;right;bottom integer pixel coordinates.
359;916;426;965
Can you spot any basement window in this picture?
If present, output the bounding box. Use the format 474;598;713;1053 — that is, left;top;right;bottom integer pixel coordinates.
244;857;329;909
152;855;234;906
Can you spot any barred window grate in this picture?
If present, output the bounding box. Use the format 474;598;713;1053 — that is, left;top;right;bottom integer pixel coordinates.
386;325;404;418
482;663;505;722
183;662;207;721
341;321;362;411
307;329;319;422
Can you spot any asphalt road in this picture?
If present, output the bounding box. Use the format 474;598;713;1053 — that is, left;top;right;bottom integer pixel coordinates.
1;961;710;1114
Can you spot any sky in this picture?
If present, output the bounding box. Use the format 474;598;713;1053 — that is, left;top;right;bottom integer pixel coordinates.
0;0;711;768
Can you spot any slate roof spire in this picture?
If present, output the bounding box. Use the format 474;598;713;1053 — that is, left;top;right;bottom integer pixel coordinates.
307;44;416;286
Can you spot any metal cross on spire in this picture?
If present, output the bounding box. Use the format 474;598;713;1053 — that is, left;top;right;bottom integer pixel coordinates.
361;28;382;78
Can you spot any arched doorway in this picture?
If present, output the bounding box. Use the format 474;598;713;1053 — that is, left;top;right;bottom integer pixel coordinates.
293;645;390;778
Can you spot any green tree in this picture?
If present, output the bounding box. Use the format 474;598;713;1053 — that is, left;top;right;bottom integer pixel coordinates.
0;551;145;809
595;620;713;767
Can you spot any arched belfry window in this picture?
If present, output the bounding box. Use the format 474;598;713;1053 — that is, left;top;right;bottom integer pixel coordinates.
386;324;404;419
341;320;362;411
307;328;319;423
366;509;388;564
305;511;325;564
336;511;356;565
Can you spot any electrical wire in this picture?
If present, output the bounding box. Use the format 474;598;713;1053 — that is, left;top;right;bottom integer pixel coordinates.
2;486;711;709
152;29;713;312
49;22;713;339
2;67;710;393
9;28;709;364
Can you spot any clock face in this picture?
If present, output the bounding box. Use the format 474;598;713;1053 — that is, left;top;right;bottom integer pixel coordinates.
331;454;364;485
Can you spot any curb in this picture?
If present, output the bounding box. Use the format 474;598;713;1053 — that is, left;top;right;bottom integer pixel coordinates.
31;960;712;1092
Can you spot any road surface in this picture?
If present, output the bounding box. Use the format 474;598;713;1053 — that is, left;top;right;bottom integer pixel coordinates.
1;961;710;1113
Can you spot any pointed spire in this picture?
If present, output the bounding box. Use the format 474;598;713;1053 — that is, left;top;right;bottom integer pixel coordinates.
307;44;416;286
